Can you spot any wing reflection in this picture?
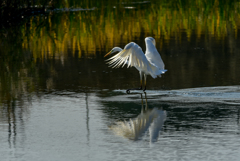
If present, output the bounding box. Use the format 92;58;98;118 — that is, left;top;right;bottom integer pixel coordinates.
110;93;166;142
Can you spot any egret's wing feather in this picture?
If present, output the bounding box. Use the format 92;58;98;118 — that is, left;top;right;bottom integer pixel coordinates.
128;44;150;69
106;43;149;70
106;50;129;68
127;53;132;68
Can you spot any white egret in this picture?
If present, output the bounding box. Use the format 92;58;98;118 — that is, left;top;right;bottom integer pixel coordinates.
104;37;167;93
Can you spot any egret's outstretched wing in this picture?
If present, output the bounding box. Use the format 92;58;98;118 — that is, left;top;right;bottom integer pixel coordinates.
106;42;150;70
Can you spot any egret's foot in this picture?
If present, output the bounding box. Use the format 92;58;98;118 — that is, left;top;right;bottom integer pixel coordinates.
143;86;146;92
126;87;143;94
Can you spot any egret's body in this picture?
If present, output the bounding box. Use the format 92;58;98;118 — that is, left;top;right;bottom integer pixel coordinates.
104;37;167;93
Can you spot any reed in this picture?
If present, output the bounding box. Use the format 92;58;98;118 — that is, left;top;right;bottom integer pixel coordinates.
17;0;240;59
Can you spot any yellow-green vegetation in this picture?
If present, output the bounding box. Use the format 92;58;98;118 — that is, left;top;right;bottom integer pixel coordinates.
19;0;240;59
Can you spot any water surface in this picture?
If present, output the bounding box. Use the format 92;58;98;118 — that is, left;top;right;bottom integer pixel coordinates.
1;0;240;160
1;89;240;161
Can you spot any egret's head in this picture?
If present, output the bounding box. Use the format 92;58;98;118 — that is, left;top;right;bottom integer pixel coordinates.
145;37;156;46
104;47;123;57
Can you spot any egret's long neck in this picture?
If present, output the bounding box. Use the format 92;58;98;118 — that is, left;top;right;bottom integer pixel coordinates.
145;39;155;53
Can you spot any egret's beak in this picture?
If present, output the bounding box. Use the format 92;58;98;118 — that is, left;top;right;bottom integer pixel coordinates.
104;51;111;57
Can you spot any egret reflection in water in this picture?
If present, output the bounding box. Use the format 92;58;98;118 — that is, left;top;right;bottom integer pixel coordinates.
110;93;166;142
105;37;167;93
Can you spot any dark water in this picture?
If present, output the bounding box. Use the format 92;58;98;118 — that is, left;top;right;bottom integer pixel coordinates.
1;0;240;160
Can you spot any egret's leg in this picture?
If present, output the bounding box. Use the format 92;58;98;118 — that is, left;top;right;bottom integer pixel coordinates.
143;74;147;91
126;72;143;94
139;71;143;90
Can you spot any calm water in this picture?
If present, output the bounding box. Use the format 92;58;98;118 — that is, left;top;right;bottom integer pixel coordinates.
1;0;240;160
